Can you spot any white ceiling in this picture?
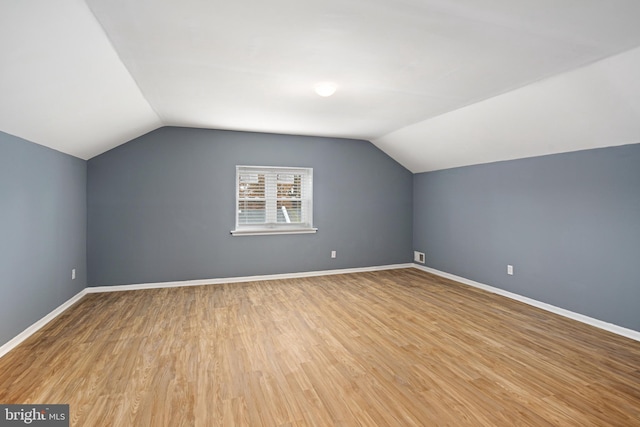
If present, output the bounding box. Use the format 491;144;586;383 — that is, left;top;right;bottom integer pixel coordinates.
1;0;640;171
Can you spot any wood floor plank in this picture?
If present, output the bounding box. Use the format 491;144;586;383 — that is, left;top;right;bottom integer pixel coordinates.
1;269;639;426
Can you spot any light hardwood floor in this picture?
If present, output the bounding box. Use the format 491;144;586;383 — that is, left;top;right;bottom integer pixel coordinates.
1;269;639;426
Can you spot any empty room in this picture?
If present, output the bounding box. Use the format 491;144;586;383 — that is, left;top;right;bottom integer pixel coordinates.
1;1;640;426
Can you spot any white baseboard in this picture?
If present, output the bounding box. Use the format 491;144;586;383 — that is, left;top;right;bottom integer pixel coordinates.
0;288;88;359
5;261;636;360
413;264;640;342
85;263;414;293
0;263;413;358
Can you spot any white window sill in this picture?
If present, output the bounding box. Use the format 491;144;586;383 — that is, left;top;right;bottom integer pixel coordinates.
230;228;318;236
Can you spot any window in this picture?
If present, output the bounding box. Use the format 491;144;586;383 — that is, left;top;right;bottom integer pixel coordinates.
231;166;316;236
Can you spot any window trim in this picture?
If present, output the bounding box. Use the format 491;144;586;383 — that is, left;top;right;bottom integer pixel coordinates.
231;165;317;236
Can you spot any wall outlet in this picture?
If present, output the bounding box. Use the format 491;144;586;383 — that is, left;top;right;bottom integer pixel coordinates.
414;251;425;263
72;268;76;280
331;250;336;259
507;265;513;276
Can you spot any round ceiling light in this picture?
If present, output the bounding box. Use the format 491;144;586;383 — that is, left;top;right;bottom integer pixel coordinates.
314;82;337;97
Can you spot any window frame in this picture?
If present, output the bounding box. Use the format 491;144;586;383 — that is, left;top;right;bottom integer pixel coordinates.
231;165;317;236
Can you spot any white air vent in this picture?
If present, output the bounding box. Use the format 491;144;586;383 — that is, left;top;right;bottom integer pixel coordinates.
414;251;425;263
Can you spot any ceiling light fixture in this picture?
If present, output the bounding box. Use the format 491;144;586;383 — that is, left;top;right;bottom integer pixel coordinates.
314;82;337;97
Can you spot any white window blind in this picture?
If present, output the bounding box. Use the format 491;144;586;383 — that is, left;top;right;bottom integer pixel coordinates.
232;166;317;236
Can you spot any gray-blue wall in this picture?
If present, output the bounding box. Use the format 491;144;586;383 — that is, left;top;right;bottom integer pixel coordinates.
413;143;640;331
0;131;87;346
7;123;636;350
87;127;413;286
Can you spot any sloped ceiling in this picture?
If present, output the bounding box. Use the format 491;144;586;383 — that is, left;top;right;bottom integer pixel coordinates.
0;0;161;159
1;0;640;171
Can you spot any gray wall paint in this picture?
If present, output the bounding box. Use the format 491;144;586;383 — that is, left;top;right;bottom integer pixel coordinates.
413;143;640;331
88;127;413;286
0;131;86;347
